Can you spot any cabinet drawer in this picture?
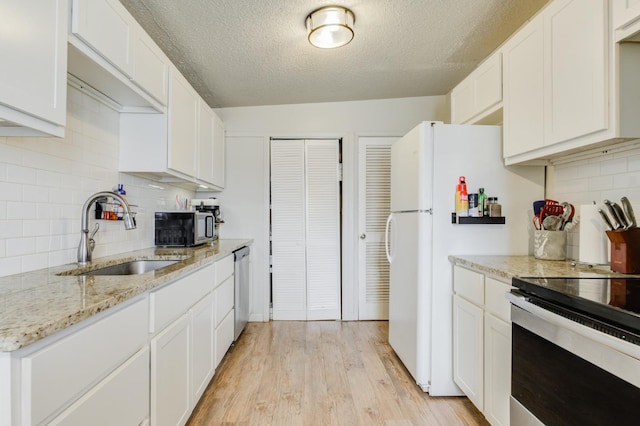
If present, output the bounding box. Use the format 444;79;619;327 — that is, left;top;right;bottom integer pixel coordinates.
214;275;234;327
215;309;235;368
453;265;484;305
22;297;148;425
485;277;512;323
150;263;215;333
49;346;149;426
215;255;234;286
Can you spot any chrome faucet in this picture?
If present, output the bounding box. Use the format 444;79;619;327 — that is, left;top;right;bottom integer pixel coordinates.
78;191;136;265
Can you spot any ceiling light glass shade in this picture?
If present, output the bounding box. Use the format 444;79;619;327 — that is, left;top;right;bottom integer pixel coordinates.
306;6;355;49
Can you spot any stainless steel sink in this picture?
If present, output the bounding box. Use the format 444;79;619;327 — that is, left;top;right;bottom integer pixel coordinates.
60;259;180;276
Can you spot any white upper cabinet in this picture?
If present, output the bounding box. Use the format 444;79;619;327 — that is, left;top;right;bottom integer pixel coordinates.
613;0;640;40
502;13;545;158
502;0;640;165
543;0;608;145
451;52;503;125
68;0;169;112
0;0;68;137
71;0;135;77
134;29;170;105
168;68;199;178
120;66;225;191
211;111;226;189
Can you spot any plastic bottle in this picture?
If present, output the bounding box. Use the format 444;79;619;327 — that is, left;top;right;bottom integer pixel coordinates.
116;184;126;220
455;176;469;218
478;188;487;217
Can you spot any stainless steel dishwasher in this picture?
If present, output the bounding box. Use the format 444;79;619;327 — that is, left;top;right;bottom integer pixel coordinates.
233;246;250;340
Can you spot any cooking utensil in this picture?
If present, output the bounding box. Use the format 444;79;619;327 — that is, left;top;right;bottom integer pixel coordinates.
603;200;622;229
542;214;563;231
621;196;636;229
533;200;546;216
559;202;574;230
598;208;614;231
533;216;541;230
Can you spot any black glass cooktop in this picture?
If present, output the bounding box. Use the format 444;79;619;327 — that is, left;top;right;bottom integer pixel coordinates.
512;277;640;335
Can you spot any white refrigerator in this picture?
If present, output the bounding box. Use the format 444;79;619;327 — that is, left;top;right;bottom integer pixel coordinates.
384;121;544;395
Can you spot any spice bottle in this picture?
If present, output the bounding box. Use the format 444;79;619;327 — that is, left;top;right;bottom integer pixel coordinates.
488;197;502;217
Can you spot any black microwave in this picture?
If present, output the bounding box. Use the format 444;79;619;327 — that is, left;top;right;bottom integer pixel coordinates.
155;211;215;247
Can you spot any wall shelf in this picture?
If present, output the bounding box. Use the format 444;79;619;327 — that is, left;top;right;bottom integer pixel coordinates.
451;213;506;224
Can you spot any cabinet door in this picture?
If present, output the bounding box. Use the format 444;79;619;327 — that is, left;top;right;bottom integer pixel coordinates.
0;0;67;130
451;78;475;124
133;28;169;105
484;313;511;426
71;0;134;77
191;293;215;403
215;309;235;368
212;111;226;189
151;313;191;426
613;0;640;30
168;67;199;177
453;295;484;411
197;99;216;185
544;0;608;145
49;347;150;426
502;13;545;158
473;52;502;118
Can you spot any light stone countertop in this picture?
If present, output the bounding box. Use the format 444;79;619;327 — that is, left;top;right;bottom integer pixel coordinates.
0;239;252;352
448;255;638;281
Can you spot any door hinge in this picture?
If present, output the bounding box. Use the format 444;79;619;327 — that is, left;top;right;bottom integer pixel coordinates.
338;163;343;181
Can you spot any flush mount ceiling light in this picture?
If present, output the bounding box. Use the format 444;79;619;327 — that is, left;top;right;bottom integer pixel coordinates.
305;6;355;49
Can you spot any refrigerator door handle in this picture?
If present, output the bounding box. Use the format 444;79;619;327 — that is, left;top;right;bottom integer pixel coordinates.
385;213;393;263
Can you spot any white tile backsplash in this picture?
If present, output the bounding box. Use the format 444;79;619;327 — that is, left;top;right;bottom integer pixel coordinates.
0;86;196;277
548;142;640;261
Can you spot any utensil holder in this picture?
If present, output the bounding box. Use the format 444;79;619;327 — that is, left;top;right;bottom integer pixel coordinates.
605;227;640;273
534;230;567;260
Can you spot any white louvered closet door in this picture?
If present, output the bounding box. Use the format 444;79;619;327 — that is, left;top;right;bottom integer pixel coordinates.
271;139;341;321
357;137;397;320
271;140;307;320
305;140;341;320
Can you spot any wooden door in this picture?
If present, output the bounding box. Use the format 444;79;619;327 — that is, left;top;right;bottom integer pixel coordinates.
357;137;397;320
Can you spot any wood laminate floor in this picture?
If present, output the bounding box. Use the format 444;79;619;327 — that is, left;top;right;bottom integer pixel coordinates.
187;321;488;426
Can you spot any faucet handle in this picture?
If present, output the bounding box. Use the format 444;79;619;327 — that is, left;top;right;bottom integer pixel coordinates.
89;223;100;240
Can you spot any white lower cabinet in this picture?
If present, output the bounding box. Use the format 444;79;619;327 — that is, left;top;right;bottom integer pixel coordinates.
484;313;512;426
453;295;484;409
453;265;512;426
191;292;215;403
151;313;192;426
2;255;245;425
49;346;150;426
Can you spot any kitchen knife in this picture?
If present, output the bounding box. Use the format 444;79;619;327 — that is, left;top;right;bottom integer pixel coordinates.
603;200;622;229
611;202;628;229
621;196;636;229
598;208;614;231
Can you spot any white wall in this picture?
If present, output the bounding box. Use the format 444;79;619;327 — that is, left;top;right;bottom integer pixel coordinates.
0;86;195;277
546;141;640;260
210;96;448;321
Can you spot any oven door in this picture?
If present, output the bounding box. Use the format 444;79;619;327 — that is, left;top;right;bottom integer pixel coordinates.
507;291;640;426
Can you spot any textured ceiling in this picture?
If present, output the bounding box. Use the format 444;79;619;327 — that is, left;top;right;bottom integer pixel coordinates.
120;0;549;108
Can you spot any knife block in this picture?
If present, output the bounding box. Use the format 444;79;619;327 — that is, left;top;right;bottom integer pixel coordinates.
605;228;640;273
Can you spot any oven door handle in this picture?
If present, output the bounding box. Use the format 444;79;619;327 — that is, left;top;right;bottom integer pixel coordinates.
508;291;640;388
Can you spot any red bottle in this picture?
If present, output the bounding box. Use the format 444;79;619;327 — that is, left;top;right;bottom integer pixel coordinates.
455;176;469;218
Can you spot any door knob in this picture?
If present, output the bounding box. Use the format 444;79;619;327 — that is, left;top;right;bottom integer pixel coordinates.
360;233;366;239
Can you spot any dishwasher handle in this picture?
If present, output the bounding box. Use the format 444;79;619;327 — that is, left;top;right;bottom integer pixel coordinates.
234;246;250;260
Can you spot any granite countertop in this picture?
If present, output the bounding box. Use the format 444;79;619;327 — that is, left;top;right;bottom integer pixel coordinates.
448;255;638;281
0;239;252;352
